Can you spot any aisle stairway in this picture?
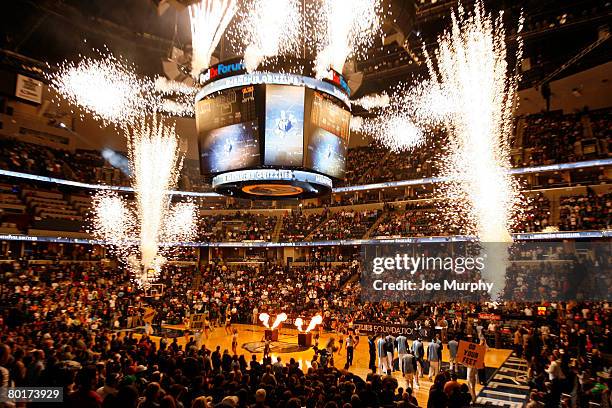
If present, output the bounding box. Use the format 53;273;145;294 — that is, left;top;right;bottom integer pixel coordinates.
304;213;331;241
364;210;388;239
474;355;530;408
272;216;283;242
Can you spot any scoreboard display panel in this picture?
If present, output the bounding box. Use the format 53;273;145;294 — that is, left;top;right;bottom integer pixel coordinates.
196;85;261;174
305;90;351;179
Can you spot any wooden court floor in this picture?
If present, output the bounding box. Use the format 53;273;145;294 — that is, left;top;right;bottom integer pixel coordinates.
131;323;512;406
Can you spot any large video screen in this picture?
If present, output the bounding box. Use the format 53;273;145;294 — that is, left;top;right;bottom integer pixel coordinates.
307;127;347;178
196;85;260;174
264;85;304;166
305;91;351;178
199;120;260;173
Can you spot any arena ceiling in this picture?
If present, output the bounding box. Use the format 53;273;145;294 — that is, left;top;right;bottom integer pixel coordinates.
0;0;609;97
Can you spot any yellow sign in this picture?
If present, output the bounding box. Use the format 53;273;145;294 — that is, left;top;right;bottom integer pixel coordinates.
457;340;486;368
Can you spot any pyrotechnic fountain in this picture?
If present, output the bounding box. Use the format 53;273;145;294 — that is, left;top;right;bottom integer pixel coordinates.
314;0;384;78
235;0;302;72
422;1;523;298
50;53;153;125
189;0;237;76
89;117;198;288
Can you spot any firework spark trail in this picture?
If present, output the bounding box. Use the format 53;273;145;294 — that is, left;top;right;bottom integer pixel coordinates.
425;1;522;242
354;84;433;152
154;77;199;95
189;0;237;77
49;53;154;125
162;201;199;243
314;0;383;77
349;115;365;132
237;0;302;72
90;117;198;288
160;99;195;117
90;191;136;248
129;116;184;273
49;52;198;125
420;1;523;299
359;98;426;153
351;93;390;110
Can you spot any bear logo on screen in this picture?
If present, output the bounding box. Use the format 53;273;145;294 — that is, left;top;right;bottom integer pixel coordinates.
276;110;294;135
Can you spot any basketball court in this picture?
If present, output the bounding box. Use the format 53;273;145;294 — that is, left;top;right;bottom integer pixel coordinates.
129;323;514;406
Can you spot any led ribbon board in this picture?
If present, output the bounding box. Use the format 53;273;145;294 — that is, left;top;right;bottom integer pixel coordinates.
195;72;351;108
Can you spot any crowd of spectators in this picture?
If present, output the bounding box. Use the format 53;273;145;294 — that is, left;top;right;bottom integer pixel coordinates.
521;112;587;166
279;211;327;241
1;109;609;191
308;210;381;241
513;193;552;233
196;213;278;242
0;243;610;407
374;203;445;238
558;190;611;231
1;186;609;243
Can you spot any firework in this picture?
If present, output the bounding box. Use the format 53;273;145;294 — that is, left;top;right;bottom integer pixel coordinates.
90;191;136;248
154;76;199;95
419;1;523;299
351;93;390;110
49;52;153;125
90;116;198;288
129;116;184;271
236;0;302;72
314;0;384;77
189;0;237;77
162;201;199;243
355;84;429;152
349;115;365;132
425;1;523;242
153;77;198;117
159;99;195;117
361;110;425;153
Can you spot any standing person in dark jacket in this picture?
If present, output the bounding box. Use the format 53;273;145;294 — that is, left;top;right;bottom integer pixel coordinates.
385;335;395;372
368;335;377;372
428;374;448;408
211;346;221;372
412;338;425;378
